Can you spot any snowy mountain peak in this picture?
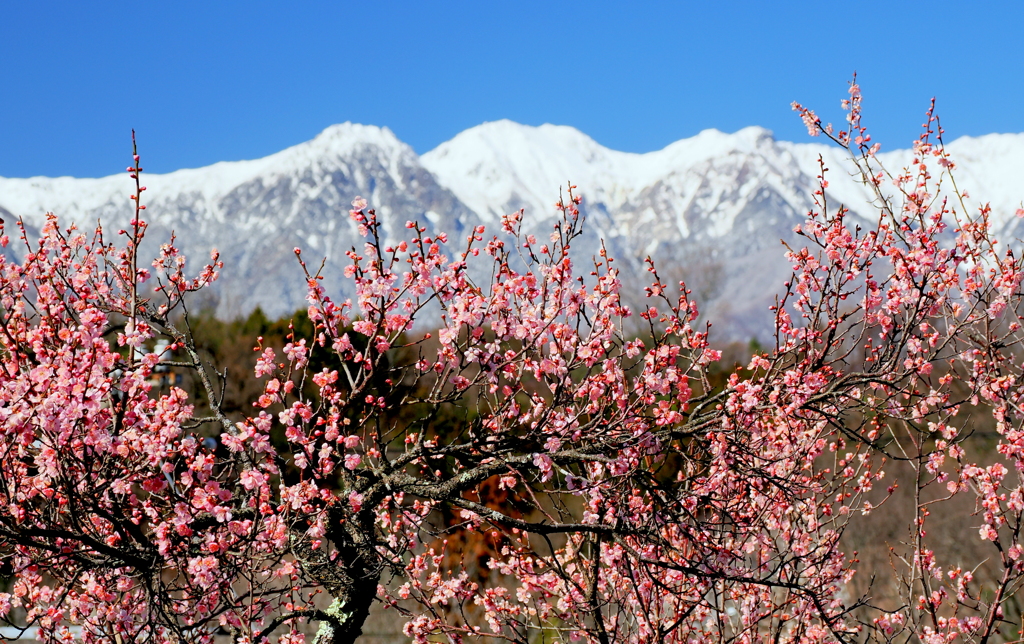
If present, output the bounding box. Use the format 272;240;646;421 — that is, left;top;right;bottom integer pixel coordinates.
421;122;789;224
306;122;409;158
423;120;620;174
687;125;775;146
3;120;1024;342
421;121;640;222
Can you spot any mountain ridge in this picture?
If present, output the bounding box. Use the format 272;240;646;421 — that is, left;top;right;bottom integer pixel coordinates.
2;121;1022;341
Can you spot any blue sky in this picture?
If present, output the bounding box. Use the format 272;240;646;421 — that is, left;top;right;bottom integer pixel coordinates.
2;1;1022;177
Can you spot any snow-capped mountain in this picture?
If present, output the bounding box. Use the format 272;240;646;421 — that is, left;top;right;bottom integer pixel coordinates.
422;122;826;339
0;123;479;319
2;121;1023;341
423;123;1024;339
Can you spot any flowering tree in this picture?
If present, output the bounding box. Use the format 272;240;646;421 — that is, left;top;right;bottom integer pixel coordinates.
2;85;1024;643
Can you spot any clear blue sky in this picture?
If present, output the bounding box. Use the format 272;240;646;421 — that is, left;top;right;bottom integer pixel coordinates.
2;1;1022;177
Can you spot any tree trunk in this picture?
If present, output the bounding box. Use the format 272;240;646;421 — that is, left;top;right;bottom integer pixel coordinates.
311;569;380;644
307;510;382;644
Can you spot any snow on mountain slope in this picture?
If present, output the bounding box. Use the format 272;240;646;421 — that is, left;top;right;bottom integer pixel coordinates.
4;120;1024;341
928;133;1024;234
0;123;480;320
420;121;800;231
420;120;640;222
424;123;832;246
0;123;448;236
422;123;833;338
426;121;1024;245
423;122;1024;339
781;132;1024;235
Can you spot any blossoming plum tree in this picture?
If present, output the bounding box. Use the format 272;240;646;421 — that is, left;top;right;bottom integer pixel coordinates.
2;84;1024;643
